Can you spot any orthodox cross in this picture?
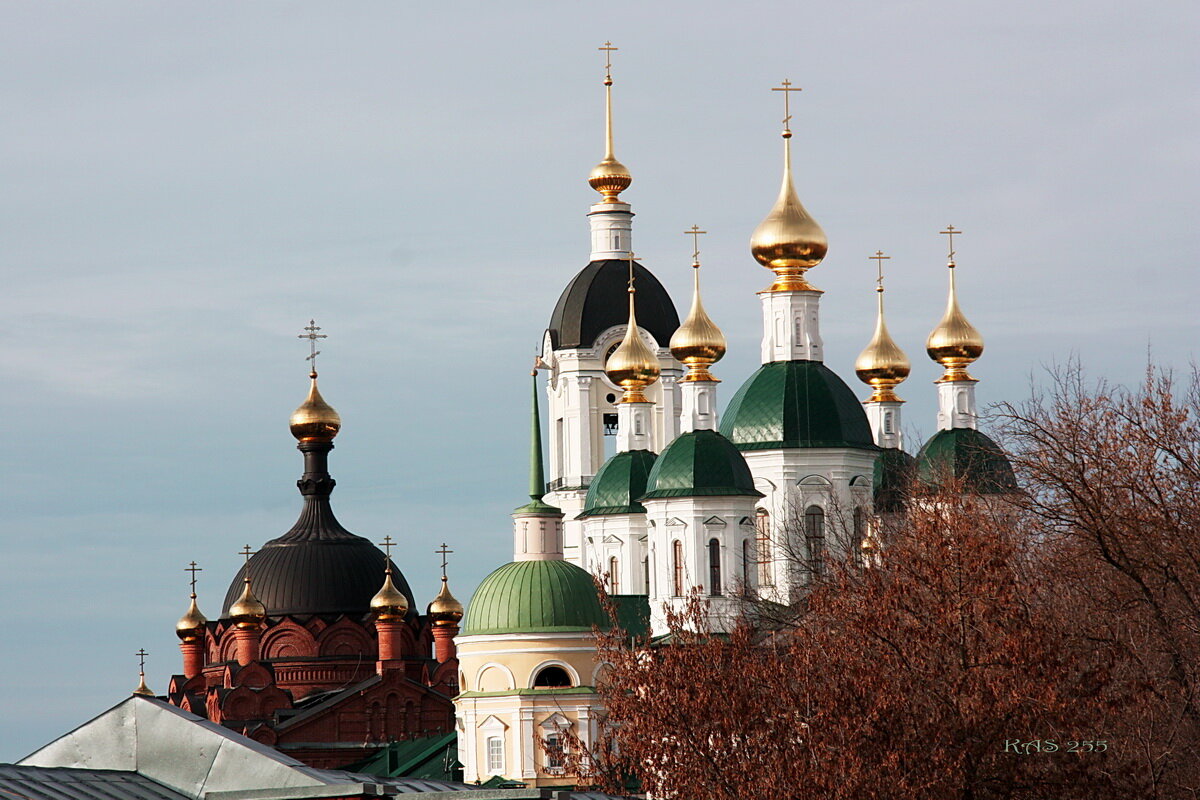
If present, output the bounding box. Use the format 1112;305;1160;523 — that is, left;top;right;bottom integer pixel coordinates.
684;225;707;266
298;320;327;376
940;225;961;263
436;543;454;580
136;648;148;674
772;79;802;132
378;535;396;575
599;41;617;84
627;251;638;294
185;561;202;596
870;250;890;290
239;544;255;565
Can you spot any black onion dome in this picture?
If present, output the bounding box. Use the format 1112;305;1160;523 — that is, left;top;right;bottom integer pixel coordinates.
548;259;680;350
221;441;415;619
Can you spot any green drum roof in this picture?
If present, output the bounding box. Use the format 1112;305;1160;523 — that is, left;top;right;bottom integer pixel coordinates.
915;427;1018;494
642;429;763;500
461;559;609;635
720;360;877;451
578;449;658;517
874;446;916;513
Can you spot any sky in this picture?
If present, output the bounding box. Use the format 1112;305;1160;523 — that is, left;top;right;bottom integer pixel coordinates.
0;0;1196;759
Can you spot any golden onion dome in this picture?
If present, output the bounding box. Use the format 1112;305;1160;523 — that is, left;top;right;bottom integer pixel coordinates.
427;576;465;626
229;579;267;629
670;263;726;381
750;131;828;292
606;288;660;402
175;596;208;642
132;674;154;697
926;263;984;382
370;569;410;621
855;285;910;402
289;373;341;442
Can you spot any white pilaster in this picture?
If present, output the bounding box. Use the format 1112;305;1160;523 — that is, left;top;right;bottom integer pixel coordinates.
519;709;536;779
588;203;633;260
936;380;979;430
616;401;653;452
864;400;904;450
759;289;823;363
513;512;564;561
680;379;719;433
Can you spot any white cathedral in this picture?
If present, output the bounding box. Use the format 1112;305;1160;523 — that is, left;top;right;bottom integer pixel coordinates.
453;54;1016;786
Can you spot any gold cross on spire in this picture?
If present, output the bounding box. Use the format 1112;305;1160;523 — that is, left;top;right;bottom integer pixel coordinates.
940;225;961;264
136;648;149;672
436;543;454;579
238;544;254;564
378;535;396;575
627;251;638;293
870;250;891;290
771;79;802;134
684;225;707;266
599;41;617;85
298;320;327;377
185;561;202;596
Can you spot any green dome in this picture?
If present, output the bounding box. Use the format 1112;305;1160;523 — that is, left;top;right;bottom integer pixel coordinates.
643;429;763;500
578;449;658;517
874;447;915;513
461;559;609;636
720;361;877;452
915;427;1018;494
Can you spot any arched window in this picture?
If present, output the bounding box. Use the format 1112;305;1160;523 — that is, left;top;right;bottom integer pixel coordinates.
708;539;722;596
533;666;573;688
742;539;751;588
608;556;619;594
804;506;826;578
883;411;894;434
852;507;866;568
755;508;773;586
672;540;685;596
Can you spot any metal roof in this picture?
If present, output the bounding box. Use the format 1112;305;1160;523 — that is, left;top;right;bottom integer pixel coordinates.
548;259;679;350
0;765;191;800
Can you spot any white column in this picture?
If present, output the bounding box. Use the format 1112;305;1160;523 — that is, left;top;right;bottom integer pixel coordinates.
759;289;823;363
936;380;978;430
655;370;681;449
588;203;633;260
616;401;653;452
865;400;904;449
680;379;719;433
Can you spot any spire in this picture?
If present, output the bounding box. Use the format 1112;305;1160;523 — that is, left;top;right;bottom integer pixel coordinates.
132;649;154;697
605;255;661;403
750;80;828;293
516;369;559;513
926;226;984;383
588;41;632;203
671;226;727;382
855;251;910;403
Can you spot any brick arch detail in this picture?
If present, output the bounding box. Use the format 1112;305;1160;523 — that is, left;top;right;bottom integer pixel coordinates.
317;618;375;658
261;620;317;659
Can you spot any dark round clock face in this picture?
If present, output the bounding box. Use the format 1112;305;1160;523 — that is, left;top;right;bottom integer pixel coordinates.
604;341;621;362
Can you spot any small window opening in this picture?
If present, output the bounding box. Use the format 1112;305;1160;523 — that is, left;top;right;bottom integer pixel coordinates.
533;666;573;688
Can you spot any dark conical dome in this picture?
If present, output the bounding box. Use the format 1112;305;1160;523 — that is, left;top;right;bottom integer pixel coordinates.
221;441;414;619
642;429;763;500
548;259;679;350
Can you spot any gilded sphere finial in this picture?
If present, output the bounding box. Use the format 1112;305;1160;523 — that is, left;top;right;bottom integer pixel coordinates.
670;261;726;381
290;375;341;442
926;262;984;382
427;576;465;626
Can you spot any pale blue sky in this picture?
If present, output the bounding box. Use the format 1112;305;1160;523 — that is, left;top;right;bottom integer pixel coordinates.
1;1;1196;757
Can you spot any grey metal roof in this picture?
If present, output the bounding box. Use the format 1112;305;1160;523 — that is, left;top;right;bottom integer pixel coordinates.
0;765;191;800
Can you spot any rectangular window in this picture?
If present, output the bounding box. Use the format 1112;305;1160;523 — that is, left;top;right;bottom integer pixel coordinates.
486;736;504;774
546;733;563;771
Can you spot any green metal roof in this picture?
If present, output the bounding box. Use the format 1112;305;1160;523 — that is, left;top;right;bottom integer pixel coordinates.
915;427;1018;494
337;732;460;781
461;559;609;635
874;446;915;512
578;449;658;517
720;360;877;452
609;594;651;640
642;429;763;500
